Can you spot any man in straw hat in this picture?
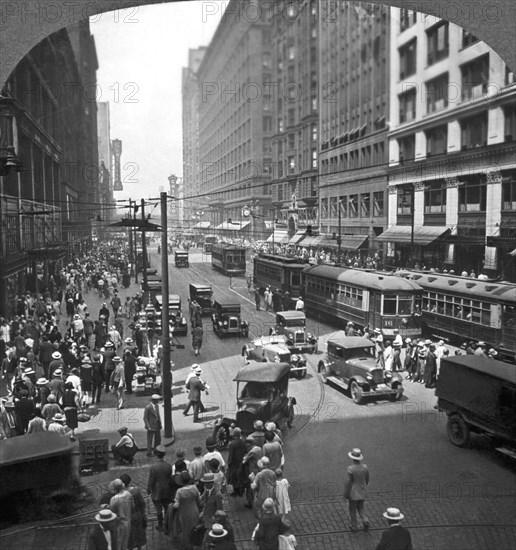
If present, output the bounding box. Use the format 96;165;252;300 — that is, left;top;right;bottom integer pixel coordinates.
344;448;370;532
143;394;163;456
88;508;118;550
375;507;412;550
204;522;237;549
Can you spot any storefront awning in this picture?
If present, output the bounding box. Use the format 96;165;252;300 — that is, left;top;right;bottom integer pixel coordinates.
298;235;324;247
266;230;289;244
193;221;211;229
215;221;250;231
319;235;369;250
376;226;450;245
289;230;306;244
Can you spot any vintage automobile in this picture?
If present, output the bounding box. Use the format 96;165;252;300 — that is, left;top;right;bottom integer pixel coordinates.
212;299;249;337
154;294;188;336
436;355;516;458
141;276;162;306
174;250;189;268
242;335;307;378
188;283;214;316
275;311;318;354
212;361;297;449
318;335;404;404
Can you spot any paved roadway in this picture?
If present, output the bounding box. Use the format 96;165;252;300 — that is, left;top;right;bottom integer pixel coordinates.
1;245;515;550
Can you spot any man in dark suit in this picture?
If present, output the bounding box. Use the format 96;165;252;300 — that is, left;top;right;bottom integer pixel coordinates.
147;445;172;532
14;390;35;434
38;337;55;379
375;507;413;550
87;508;118;550
143;394;162;456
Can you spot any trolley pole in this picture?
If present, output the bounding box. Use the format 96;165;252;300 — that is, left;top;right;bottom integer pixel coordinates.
133;200;138;284
141;199;148;301
161;191;173;440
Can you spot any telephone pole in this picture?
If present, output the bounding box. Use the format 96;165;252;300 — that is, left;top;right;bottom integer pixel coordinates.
161;191;173;439
141;198;148;300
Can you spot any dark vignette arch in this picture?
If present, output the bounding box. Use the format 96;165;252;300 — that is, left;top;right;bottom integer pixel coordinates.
0;0;515;88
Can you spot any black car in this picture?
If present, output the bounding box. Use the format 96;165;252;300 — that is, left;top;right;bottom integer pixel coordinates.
189;283;213;316
212;299;249;337
174;251;189;267
155;294;188;336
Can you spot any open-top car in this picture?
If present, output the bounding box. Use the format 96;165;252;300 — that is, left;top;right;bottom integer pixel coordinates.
188;283;213;316
318;335;403;404
242;335;307;378
154;294;188;336
275;311;318;354
212;361;297;449
174;250;189;267
212;299;249;337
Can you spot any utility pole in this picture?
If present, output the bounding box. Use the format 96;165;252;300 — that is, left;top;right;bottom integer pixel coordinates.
161;191;173;439
338;199;342;265
128;198;134;280
132;200;138;284
141;198;148;301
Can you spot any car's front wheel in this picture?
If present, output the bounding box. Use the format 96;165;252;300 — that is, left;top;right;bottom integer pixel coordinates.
287;405;295;429
213;423;231;450
350;381;364;405
447;415;470;447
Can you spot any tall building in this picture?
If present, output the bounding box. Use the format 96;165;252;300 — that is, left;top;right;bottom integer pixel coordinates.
318;1;390;257
382;9;516;279
269;0;319;242
97;102;113;224
182;47;206;229
0;21;99;316
195;0;272;239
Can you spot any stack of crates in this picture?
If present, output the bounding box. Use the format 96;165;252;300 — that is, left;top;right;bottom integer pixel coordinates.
79;439;109;475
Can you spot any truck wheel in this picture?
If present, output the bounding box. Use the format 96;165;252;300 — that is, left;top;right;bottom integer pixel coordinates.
287;406;295;429
319;363;328;384
213;423;230;450
447;416;470;447
351;381;364;405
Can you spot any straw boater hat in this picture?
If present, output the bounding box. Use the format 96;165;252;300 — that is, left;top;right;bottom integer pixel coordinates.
52;351;62;359
253;420;264;430
105;341;114;348
113;356;122;363
53;413;66;422
262;498;275;511
23;367;35;375
124;337;133;344
208;523;228;538
257;457;270;469
95;509;117;523
194;366;202;375
151;394;161;401
201;472;215;483
19;357;28;363
53;369;62;376
36;378;49;385
383;507;404;521
348;448;364;461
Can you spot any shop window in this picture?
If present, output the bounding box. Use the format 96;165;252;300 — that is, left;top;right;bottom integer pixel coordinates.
397;186;413;215
458;175;487;212
424;181;447;213
502;175;516;210
360;193;371;217
373;191;384;217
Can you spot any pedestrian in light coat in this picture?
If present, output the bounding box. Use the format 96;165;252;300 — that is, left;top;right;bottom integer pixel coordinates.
344;448;370;532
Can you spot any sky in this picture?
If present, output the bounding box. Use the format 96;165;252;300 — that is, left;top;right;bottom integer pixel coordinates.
89;1;226;202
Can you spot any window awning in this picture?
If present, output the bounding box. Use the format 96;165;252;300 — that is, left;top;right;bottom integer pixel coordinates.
193;221;211;229
266;230;289;244
319;234;369;250
215;221;250;231
299;235;324;247
376;226;450;245
289;230;306;244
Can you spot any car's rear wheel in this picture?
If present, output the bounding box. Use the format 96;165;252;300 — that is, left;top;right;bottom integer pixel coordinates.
351;381;364;405
319;363;328;384
447;415;470;447
213;423;231;450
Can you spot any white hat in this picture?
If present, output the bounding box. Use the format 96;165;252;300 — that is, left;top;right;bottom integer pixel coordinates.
53;413;66;422
151;394;161;401
348;448;363;461
23;367;35;375
124;337;133;344
113;356;122;363
383;507;404;521
438;340;444;346
52;351;62;359
25;338;34;348
257;457;270;468
208;523;228;538
194;366;202;374
478;341;486;346
36;378;49;385
105;341;114;348
95;509;117;523
191;363;200;371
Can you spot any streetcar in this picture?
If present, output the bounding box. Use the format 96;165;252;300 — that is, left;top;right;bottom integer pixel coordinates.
397;271;516;363
211;243;246;276
302;265;422;338
253;253;308;303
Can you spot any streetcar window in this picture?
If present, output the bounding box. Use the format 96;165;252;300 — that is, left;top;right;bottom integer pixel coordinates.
291;272;300;286
398;298;412;315
383;297;397;315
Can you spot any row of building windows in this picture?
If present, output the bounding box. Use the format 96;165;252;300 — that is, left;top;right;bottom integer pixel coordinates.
321;142;386;174
321;192;385;219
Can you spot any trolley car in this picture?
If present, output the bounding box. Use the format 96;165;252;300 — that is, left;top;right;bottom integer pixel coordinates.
397;271;516;363
212;243;246;276
253;253;308;301
302;265;422;338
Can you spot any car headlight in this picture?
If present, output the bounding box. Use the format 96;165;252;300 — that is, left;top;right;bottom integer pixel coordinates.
181;318;186;324
366;374;373;381
274;356;281;362
385;371;392;379
291;354;299;362
287;334;293;340
223;321;228;326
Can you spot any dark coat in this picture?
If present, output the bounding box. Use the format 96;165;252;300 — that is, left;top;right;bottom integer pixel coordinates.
87;523;119;550
255;512;282;550
147;460;172;500
187;376;206;402
375;525;413;550
143;402;162;432
15;397;36;434
39;340;55;364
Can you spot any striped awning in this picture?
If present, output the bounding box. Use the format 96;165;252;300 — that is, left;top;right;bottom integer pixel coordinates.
266;230;289;244
289;230;306;244
376;226;450;245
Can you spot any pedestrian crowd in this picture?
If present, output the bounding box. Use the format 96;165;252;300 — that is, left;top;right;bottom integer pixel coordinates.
0;241;149;440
